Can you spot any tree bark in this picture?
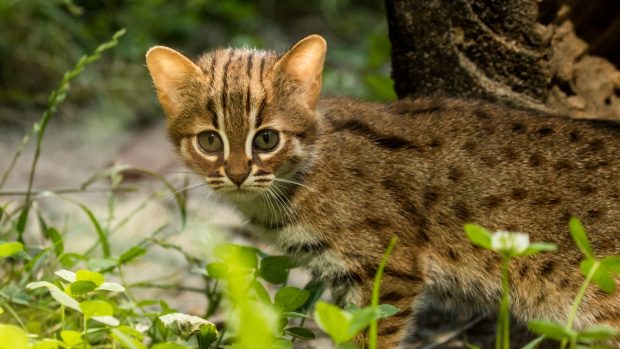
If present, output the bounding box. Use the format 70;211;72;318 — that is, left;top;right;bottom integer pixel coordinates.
385;0;620;120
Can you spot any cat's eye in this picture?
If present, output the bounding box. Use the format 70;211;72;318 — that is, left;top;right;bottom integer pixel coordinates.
197;131;223;153
253;129;279;152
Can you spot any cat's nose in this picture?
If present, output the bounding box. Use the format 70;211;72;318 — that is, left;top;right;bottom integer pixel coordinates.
225;156;251;186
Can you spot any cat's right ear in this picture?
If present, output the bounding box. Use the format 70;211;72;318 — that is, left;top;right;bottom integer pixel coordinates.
146;46;200;118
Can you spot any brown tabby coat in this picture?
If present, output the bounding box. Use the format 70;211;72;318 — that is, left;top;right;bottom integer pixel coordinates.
146;35;620;347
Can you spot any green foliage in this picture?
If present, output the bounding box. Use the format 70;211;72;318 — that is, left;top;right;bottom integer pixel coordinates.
466;219;620;349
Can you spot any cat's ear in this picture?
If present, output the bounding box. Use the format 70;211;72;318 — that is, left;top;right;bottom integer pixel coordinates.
146;46;200;118
275;34;327;110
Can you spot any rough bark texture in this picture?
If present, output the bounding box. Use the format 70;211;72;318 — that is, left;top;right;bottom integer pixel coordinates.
385;0;620;120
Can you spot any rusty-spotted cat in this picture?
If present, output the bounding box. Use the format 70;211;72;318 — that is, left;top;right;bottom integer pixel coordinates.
145;35;620;347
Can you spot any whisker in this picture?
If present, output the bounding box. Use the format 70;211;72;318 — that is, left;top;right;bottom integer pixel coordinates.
272;177;314;191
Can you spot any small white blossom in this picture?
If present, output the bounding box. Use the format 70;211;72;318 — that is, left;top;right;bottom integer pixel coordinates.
491;231;530;255
159;313;215;338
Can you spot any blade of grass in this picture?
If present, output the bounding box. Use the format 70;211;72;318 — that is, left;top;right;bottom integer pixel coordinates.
368;236;398;349
14;28;125;234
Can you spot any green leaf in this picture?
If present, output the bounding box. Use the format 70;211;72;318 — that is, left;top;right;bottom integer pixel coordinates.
298;278;327;312
55;269;76;282
251;280;271;305
0;324;29;349
528;320;575;341
281;311;310;319
270;338;294;349
581;260;616;293
78;203;111;257
97;281;125;292
31;339;61;349
206;262;229;279
75;269;105;287
521;336;545;349
80;299;114;319
152;343;192;349
259;256;298;284
111;328;146;349
0;241;23;258
578;325;619;340
464;224;492;249
349;307;381;336
285;327;316;340
92;315;120;327
27;281;82;312
16;205;29;238
47;227;64;257
465;344;483;349
377;304;400;318
69;280;97;295
313;301;353;344
274;286;310;312
522;243;557;256
60;330;83;347
569;217;593;259
118;246;147;265
601;256;620;274
215;243;259;269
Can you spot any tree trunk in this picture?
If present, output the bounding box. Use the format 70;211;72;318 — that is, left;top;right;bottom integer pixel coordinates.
385;0;620;120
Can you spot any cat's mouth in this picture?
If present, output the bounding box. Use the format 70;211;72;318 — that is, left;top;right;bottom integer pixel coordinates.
215;185;265;200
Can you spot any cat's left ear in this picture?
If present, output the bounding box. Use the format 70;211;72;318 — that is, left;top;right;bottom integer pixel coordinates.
275;34;327;110
146;46;200;119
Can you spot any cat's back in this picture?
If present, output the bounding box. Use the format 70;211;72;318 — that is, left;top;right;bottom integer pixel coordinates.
316;96;620;248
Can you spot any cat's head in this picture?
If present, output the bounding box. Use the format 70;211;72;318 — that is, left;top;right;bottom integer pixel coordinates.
146;35;326;200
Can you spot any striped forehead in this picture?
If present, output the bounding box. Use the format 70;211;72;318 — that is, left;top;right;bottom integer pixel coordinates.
198;49;277;148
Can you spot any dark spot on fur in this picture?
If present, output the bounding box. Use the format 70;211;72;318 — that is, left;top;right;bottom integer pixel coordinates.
511;123;526;134
485;125;496;135
554;159;574;171
585;160;610;170
447;248;460;261
540;260;555;276
536;127;554;136
378;325;402;336
588;139;604;151
502;147;517;160
381;291;408;303
285;240;329;255
448;166;463;182
428;138;443;149
559;278;570;288
560;211;571;223
332;119;419;151
474;109;492;120
510;188;528;200
384;267;423;283
365;218;386;231
528;154;544;167
483;195;504;209
518;264;529;278
579;185;597;195
418;228;431;243
423;187;440;207
587;209;602;219
481;155;498;168
463;141;477;152
547;197;562;206
568;130;580;142
453;202;471;221
535;293;546;305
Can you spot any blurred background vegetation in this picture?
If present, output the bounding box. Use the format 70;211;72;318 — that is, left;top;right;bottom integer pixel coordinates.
0;0;394;133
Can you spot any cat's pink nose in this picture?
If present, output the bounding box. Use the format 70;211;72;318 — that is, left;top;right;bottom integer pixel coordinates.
225;156;251;186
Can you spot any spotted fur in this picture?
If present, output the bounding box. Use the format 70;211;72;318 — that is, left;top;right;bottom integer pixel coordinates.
147;35;620;348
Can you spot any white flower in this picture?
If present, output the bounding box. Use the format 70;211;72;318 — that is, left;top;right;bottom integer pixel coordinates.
491;231;530;255
159;313;215;338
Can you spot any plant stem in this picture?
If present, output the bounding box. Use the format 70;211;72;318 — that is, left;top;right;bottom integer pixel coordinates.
369;236;398;349
0;187;136;196
560;260;599;349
